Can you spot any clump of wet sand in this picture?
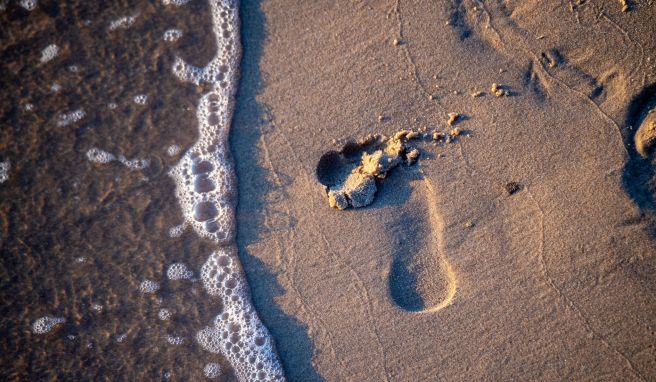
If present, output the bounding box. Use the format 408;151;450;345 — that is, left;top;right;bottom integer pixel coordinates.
635;110;656;158
321;133;416;210
318;129;463;210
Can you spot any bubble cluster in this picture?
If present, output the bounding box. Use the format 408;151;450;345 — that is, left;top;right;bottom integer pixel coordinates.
50;83;62;93
86;148;150;170
167;263;193;280
57;109;85;127
162;0;191;6
32;316;65;334
167;1;285;380
203;363;221;379
108;14;138;31
166;334;185;345
24;103;35;111
158;308;172;321
39;44;59;64
118;155;150;170
0;160;10;183
86;148;116;164
139;279;160;294
196;248;285;381
19;0;37;11
167;144;182;156
163;29;183;42
133;94;148;105
168;224;185;237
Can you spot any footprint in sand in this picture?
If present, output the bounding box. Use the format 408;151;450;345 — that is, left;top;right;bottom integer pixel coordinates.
316;133;457;312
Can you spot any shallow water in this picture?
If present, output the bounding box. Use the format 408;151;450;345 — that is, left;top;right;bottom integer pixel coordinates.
0;1;276;380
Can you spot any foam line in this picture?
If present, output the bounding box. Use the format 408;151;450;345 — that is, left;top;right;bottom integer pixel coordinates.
168;1;285;380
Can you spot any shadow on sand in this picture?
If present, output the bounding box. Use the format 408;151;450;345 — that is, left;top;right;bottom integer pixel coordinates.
231;1;324;381
621;82;656;211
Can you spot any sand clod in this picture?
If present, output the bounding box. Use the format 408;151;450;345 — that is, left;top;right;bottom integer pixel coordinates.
635;111;656;158
447;112;460;126
491;83;510;97
318;133;422;210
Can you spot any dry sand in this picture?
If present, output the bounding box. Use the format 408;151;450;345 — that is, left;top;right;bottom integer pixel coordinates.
232;0;656;380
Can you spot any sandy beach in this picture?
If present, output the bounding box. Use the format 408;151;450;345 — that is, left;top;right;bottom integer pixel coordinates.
1;0;656;380
234;1;656;380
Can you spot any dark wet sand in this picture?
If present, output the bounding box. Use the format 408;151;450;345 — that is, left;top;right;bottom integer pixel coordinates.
1;1;237;380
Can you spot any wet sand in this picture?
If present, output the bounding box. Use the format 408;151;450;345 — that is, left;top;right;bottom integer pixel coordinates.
2;0;656;381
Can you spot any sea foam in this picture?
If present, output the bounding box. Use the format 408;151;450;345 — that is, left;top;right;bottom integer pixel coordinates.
168;1;285;380
0;161;9;183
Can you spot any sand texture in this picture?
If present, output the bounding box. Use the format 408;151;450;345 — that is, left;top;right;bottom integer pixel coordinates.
1;0;655;380
232;1;656;380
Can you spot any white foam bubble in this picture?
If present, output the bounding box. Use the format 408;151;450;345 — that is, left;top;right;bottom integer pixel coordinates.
168;224;185;237
162;0;190;6
51;83;62;93
117;155;150;170
133;94;148;105
167;144;181;156
86;148;116;164
19;0;37;11
67;65;79;73
139;279;160;294
39;44;59;63
86;148;150;170
167;263;193;280
163;29;183;42
116;333;127;343
166;334;185;345
91;303;103;312
167;1;285;380
158;308;172;321
24;103;34;111
203;363;221;379
32;316;65;334
108;14;138;31
0;161;10;184
57;109;85;127
108;102;118;110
